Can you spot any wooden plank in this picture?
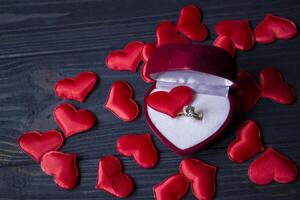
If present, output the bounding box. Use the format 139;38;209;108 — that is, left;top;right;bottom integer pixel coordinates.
0;0;299;199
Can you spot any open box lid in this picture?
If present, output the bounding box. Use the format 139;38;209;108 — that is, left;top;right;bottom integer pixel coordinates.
145;44;237;96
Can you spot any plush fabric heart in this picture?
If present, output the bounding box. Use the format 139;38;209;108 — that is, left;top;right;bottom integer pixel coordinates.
156;21;189;46
40;151;78;189
176;4;208;41
215;20;254;50
141;43;156;83
254;14;297;43
153;174;189;200
104;81;139;122
18;130;64;163
227;120;264;163
147;86;193;118
248;147;298;185
54;72;97;102
232;71;261;114
213;36;235;57
259;67;296;104
142;43;156;62
105;41;144;72
96;156;134;198
53;103;96;138
116;134;158;168
180;158;216;200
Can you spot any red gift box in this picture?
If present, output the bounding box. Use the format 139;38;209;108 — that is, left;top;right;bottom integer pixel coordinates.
143;44;237;155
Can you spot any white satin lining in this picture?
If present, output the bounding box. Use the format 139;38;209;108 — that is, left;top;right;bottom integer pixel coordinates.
152;70;232;97
147;89;230;150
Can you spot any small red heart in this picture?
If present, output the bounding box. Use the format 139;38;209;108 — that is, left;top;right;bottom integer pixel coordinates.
147;86;193;118
106;41;144;72
227;120;264;163
141;43;156;83
54;72;97;102
116;134;158;168
215;20;254;51
141;62;154;83
153;174;189;200
96;156;134;198
254;14;297;44
142;43;156;62
40;151;78;189
156;21;189;46
180;158;217;200
232;71;261;114
18;130;64;163
213;36;235;57
176;4;208;42
104;81;139;122
259;67;296;104
53;103;96;138
248;147;298;185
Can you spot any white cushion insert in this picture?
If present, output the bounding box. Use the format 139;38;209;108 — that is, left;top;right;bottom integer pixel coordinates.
147;88;230;150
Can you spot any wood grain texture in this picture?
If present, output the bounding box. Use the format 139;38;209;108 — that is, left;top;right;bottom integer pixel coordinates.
0;0;299;199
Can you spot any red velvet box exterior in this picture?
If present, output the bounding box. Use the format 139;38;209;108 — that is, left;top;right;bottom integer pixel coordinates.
143;44;237;155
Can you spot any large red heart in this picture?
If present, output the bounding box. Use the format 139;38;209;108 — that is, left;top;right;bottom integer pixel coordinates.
104;81;139;122
153;174;189;200
147;86;193;118
18;130;64;163
232;71;261;114
156;21;189;46
54;72;97;102
248;147;298;185
141;43;156;83
96;156;134;198
213;36;235;57
259;67;296;104
215;20;254;51
227;120;264;163
254;14;297;43
40;151;78;189
116;134;158;168
53;103;96;138
176;4;208;42
180;158;216;200
105;41;144;72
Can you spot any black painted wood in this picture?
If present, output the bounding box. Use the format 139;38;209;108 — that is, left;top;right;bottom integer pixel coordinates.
0;0;299;199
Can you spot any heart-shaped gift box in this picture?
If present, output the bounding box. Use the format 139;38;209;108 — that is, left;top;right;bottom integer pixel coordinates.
143;44;237;155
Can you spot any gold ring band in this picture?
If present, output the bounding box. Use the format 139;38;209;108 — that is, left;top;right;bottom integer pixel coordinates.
177;105;203;120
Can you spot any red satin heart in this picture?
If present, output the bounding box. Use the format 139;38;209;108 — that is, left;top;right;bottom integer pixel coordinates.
176;4;208;42
227;120;264;163
213;36;235;57
248;147;298;185
53;103;96;138
55;72;97;102
116;134;158;168
254;14;297;43
105;41;144;72
141;43;156;83
180;158;216;200
104;81;139;122
147;86;193;118
232;71;261;114
156;21;189;46
142;43;156;62
215;20;254;51
153;174;189;200
40;151;78;189
18;130;64;163
96;156;134;198
259;67;296;104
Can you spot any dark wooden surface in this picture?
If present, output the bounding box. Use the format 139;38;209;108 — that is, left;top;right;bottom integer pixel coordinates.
0;0;299;199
